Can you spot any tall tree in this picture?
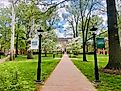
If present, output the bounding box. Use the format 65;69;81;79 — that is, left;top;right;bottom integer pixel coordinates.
66;37;82;54
79;0;103;61
16;0;67;59
65;0;80;38
0;8;11;52
42;30;57;57
10;0;16;60
104;0;121;69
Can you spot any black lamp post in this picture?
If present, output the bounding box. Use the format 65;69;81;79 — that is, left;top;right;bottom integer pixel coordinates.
36;27;44;83
90;26;100;82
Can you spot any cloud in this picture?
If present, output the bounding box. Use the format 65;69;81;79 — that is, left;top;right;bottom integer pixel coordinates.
0;0;10;7
55;29;64;38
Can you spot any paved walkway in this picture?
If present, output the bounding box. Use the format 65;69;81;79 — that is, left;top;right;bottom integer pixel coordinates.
41;54;97;91
0;56;9;64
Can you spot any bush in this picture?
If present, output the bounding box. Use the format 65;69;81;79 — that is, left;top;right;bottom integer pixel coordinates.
0;66;33;91
0;55;59;91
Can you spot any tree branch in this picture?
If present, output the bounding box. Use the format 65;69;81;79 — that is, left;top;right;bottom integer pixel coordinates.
86;30;107;42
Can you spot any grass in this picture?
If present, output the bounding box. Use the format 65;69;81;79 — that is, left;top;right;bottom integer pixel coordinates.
72;54;121;91
0;55;6;59
0;55;59;91
41;53;63;58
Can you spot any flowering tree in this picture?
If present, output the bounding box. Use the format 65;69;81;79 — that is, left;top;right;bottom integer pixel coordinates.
66;37;82;55
42;30;57;57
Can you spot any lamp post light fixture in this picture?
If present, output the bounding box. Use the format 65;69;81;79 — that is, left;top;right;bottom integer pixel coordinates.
90;26;100;82
36;27;44;83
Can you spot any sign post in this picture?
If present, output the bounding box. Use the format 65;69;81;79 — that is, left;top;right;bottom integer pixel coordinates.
31;39;39;50
96;38;105;49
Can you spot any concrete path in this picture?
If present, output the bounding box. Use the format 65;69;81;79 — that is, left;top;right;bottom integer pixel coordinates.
0;56;9;64
41;54;97;91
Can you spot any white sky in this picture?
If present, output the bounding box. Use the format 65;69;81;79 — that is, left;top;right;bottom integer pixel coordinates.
0;0;10;7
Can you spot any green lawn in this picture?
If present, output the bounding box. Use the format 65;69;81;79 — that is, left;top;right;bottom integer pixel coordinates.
0;55;6;59
72;54;121;91
0;55;59;91
41;53;63;58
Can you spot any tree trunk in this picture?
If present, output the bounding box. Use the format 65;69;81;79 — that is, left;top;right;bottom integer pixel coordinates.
86;44;89;52
82;30;87;61
75;23;78;37
10;2;15;61
27;50;33;59
15;34;19;57
105;0;121;69
44;48;47;57
27;40;33;59
80;0;87;62
72;24;76;38
75;16;79;37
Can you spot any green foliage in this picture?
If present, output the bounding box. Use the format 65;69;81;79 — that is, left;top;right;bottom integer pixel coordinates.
78;15;104;40
66;37;82;54
0;55;59;91
42;30;58;53
54;44;62;52
0;7;11;50
0;65;28;91
0;0;58;52
15;1;44;50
